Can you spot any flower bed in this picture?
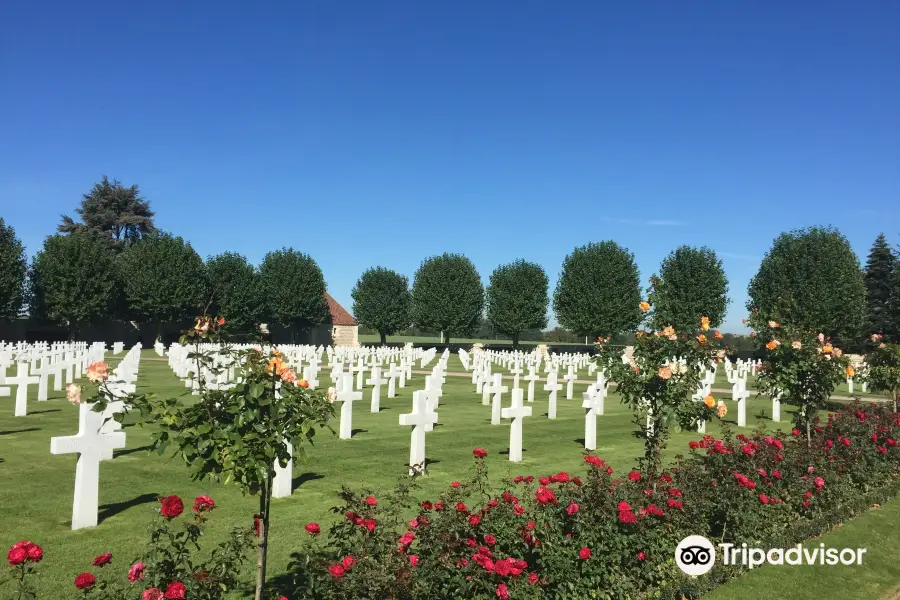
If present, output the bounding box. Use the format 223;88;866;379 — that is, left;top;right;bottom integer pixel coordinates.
287;402;900;600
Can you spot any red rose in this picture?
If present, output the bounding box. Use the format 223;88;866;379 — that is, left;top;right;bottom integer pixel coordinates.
759;494;769;504
573;476;583;487
484;534;497;546
420;500;433;510
7;546;26;566
496;583;509;600
409;554;419;567
792;429;800;437
160;495;184;519
514;503;526;515
469;515;481;526
305;522;321;536
627;470;641;482
466;536;477;547
539;477;550;485
128;562;146;582
566;501;579;516
164;581;186;599
528;572;540;584
361;519;376;533
342;555;355;570
554;472;570;483
365;495;377;506
456;502;468;512
92;552;113;567
579;547;591;560
328;564;345;578
637;551;646;560
618;510;637;524
74;573;96;590
143;589;163;600
26;543;42;563
584;455;603;466
451;481;460;488
617;501;631;512
842;438;852;447
473;448;487;458
193;495;216;513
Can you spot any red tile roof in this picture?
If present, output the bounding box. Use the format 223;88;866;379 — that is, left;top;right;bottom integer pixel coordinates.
325;292;357;326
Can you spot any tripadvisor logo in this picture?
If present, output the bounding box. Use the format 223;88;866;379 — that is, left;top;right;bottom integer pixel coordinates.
675;535;716;576
675;536;868;575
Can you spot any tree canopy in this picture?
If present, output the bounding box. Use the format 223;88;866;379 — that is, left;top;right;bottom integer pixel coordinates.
118;233;207;328
30;232;118;336
747;226;866;344
863;233;897;342
0;218;27;321
649;246;729;333
59;176;155;249
553;241;642;338
486;259;549;347
411;253;484;344
206;252;265;332
258;248;329;332
351;267;411;345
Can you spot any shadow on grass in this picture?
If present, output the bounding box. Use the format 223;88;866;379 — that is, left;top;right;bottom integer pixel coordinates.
114;444;153;458
98;493;160;523
350;429;368;438
292;472;325;488
499;448;527;456
0;427;41;436
29;409;60;415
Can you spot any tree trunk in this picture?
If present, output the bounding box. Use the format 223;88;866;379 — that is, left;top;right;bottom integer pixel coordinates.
512;332;520;349
255;473;273;600
380;331;387;346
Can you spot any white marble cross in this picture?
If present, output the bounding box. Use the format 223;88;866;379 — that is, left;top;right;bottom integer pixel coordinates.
50;403;126;529
772;392;781;422
336;373;362;439
366;365;386;413
543;370;561;419
272;441;293;498
563;366;577;400
398;359;407;388
510;361;523;390
501;388;531;462
490;372;508;425
847;375;854;395
399;390;438;476
386;363;400;398
7;362;40;416
302;364;320;390
524;366;539;403
731;376;750;427
355;359;367;390
582;384;603;450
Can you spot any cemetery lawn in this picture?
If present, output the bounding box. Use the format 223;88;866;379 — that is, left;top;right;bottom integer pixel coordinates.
0;354;890;598
706;494;900;600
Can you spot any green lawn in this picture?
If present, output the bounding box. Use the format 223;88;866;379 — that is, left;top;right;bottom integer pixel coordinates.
706;495;900;600
358;334;589;346
0;352;891;598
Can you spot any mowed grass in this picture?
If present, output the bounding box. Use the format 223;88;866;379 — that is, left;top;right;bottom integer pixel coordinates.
0;351;886;598
358;334;589;346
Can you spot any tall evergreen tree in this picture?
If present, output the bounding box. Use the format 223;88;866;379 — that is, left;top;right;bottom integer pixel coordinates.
863;233;898;341
59;176;155;249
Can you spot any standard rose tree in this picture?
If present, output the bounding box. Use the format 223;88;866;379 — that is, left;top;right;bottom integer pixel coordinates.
123;316;335;600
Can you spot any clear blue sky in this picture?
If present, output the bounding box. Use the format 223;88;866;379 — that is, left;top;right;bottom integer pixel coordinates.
2;1;898;333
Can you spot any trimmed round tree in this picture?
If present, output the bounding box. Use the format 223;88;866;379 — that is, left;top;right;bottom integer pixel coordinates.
258;248;329;335
351;267;411;345
553;241;642;338
649;246;729;333
747;227;866;345
0;217;27;321
206;252;265;332
411;253;484;344
486;259;549;348
118;233;207;335
30;232;118;337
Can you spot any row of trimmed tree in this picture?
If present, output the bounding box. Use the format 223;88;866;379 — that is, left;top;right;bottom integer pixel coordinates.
0;177;898;347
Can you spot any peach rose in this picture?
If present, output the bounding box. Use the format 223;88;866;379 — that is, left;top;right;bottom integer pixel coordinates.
326;387;337;403
640;301;651;312
658;366;672;380
86;362;109;383
791;341;802;350
703;395;715;408
716;401;727;418
66;383;82;405
700;316;710;331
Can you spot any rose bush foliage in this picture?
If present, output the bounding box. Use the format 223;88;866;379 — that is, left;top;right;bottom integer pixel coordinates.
287;404;900;600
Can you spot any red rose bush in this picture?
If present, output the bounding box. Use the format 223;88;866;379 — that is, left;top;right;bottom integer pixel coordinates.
287;408;900;599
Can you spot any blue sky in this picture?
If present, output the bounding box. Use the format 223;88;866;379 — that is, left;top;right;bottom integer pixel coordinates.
2;1;898;332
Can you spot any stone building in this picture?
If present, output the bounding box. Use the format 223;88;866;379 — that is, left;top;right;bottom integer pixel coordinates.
324;292;359;347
